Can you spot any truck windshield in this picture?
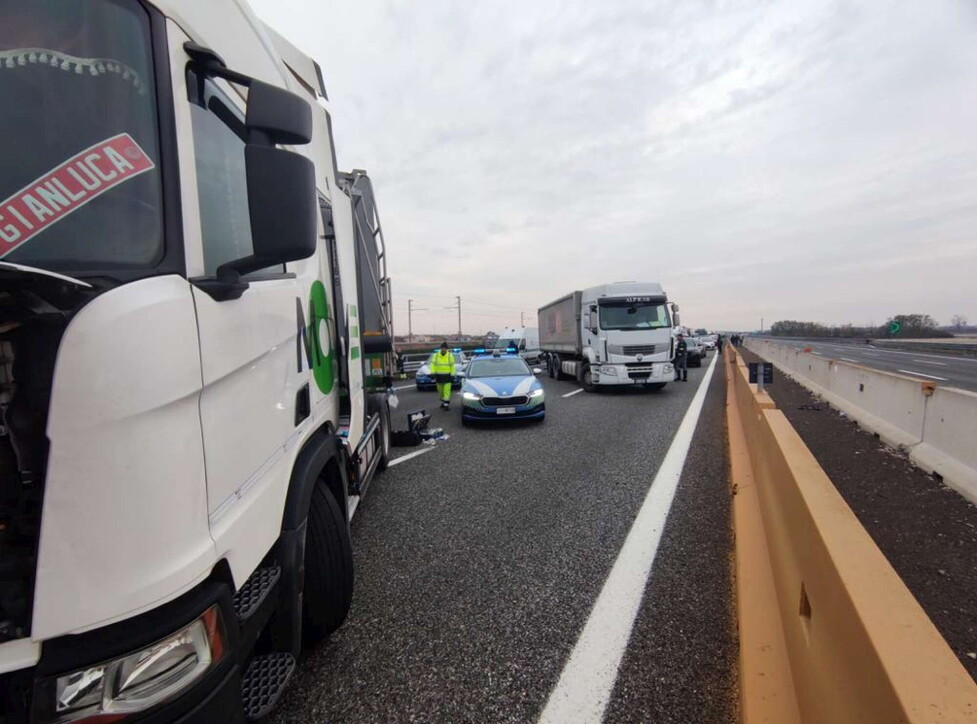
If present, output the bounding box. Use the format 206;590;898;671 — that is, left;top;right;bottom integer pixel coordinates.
468;357;531;378
0;0;163;276
599;302;671;331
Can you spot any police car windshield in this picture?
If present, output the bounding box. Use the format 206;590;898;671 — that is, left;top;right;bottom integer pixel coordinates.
599;302;670;331
0;0;163;275
468;357;531;378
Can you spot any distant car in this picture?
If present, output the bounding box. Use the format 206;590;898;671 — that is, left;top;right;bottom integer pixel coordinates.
415;348;468;391
686;337;704;367
461;351;545;424
700;335;717;351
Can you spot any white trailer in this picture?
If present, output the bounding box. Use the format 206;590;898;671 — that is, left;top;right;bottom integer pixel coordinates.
0;2;394;720
539;282;677;391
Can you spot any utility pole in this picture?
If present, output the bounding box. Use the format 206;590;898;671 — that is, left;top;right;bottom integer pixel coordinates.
444;296;462;339
760;317;764;334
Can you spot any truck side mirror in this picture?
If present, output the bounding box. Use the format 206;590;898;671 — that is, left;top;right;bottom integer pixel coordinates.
185;43;317;301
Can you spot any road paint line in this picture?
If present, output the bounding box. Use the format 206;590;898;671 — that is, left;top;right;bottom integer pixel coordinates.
912;359;946;366
539;354;718;724
841;357;858;363
870;347;977;363
812;351;822;355
393;384;415;390
897;369;947;381
562;388;585;398
387;447;434;467
863;352;879;356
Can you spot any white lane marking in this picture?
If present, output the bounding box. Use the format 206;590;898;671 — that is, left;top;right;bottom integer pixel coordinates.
562;388;585;398
812;351;822;355
539;354;718;724
870;347;977;363
394;384;415;390
897;369;948;381
387;447;434;467
913;359;946;366
841;357;858;363
863;352;879;356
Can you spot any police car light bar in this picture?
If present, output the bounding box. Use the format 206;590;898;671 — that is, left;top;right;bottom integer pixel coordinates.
473;348;486;354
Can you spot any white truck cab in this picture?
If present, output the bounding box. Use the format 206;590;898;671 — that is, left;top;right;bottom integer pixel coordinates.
0;2;393;720
539;282;676;391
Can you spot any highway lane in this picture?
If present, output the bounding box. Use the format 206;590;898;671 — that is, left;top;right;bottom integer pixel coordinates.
761;338;977;392
272;352;736;723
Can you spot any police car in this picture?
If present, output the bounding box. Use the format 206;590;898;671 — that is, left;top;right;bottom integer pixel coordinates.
461;349;546;424
415;348;468;391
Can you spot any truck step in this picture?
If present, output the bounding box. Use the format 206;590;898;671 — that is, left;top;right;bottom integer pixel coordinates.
241;652;296;721
233;566;281;625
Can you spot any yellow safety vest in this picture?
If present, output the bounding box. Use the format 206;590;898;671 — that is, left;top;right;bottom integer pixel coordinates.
430;352;455;375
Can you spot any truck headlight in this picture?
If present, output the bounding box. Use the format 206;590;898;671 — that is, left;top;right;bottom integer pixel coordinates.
462;392;480;401
46;606;225;723
529;388;544;398
601;365;618;376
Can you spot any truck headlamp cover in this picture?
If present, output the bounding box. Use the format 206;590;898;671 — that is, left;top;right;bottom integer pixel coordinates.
48;605;225;723
601;365;618;376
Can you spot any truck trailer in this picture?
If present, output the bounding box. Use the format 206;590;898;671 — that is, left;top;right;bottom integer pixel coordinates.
0;2;394;720
538;282;677;391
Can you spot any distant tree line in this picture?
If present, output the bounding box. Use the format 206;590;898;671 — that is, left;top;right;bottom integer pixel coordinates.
769;314;955;339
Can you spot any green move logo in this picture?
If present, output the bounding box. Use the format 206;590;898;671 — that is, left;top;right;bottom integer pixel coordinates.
296;281;335;394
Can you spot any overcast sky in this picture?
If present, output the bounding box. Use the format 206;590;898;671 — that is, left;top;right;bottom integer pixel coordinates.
249;0;977;334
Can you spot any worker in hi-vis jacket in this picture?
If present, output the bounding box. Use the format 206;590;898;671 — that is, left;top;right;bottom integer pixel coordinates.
430;342;456;409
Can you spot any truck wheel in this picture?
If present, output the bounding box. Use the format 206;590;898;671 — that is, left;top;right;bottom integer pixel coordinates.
548;356;556;379
377;399;391;471
581;365;596;392
303;481;353;643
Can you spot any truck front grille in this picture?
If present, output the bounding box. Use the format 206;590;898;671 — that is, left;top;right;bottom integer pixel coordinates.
622;344;659;355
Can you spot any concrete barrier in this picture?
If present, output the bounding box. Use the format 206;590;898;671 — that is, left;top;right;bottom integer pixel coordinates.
912;386;977;502
746;338;977;504
726;349;977;723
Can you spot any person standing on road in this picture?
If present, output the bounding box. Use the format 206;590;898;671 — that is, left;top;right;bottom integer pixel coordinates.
674;333;688;382
430;342;456;410
717;334;725;355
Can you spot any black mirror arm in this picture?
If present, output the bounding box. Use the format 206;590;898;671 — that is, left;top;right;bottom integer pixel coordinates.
184;42;254;88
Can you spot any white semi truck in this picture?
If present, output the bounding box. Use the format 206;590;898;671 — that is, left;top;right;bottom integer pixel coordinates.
0;2;395;721
539;282;677;391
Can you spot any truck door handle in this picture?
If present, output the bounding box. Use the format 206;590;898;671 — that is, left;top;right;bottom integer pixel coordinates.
295;383;310;426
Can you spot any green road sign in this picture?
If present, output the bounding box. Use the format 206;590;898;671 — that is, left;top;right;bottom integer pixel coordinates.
889;321;901;335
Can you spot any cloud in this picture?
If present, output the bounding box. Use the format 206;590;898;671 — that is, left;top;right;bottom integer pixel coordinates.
249;0;977;332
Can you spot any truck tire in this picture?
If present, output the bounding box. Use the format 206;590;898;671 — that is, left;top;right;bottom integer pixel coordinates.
303;481;353;643
581;365;596;393
548;355;556;379
377;398;391;471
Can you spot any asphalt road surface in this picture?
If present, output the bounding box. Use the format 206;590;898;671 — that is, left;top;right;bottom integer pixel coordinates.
760;339;977;392
272;352;737;723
